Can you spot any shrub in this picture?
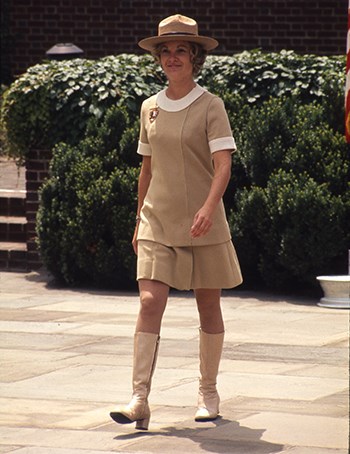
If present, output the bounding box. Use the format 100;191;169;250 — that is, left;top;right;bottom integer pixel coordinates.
236;97;296;187
236;97;349;191
229;186;266;287
200;49;345;105
0;54;164;159
231;172;349;290
1;50;344;161
229;96;350;291
36;107;139;288
0;85;8;156
261;171;348;289
286;111;349;195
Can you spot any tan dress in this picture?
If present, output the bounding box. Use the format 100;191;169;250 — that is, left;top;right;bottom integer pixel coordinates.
136;84;242;290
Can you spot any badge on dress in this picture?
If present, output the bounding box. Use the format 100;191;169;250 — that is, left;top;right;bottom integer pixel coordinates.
149;107;159;123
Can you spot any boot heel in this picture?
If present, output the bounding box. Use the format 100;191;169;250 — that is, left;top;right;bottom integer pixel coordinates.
136;416;150;430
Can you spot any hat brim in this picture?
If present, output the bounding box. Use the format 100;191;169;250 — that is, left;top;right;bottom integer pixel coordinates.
138;34;219;52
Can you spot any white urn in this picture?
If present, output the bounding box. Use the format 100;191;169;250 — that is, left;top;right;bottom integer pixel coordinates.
316;275;350;309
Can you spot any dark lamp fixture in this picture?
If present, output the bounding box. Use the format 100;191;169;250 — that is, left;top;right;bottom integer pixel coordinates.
46;43;84;60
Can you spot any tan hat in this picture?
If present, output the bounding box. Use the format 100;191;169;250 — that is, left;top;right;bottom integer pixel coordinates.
138;14;218;51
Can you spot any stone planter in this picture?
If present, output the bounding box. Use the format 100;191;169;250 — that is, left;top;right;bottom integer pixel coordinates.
316;275;350;309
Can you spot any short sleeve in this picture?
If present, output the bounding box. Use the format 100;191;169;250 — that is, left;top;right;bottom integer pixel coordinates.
137;140;152;156
137;100;152;156
207;97;237;153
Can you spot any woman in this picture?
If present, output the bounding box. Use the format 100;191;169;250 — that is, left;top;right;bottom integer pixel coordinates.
110;14;242;430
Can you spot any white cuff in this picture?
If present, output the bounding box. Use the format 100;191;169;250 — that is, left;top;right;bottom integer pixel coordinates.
137;141;152;156
209;136;237;154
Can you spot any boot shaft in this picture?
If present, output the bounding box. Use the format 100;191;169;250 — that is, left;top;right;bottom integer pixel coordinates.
132;332;160;399
198;329;224;389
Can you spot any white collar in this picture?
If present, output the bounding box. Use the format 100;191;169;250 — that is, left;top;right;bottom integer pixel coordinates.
156;84;206;112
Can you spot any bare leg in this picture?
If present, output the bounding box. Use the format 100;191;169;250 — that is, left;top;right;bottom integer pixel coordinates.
194;288;224;334
136;279;170;334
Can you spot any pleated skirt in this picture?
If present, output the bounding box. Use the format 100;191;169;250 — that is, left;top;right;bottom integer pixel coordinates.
137;239;242;291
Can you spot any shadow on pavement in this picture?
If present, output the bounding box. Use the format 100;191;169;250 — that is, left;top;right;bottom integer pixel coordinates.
113;417;284;453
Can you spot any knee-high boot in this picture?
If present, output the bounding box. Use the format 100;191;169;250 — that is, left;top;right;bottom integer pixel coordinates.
195;329;224;421
110;331;160;430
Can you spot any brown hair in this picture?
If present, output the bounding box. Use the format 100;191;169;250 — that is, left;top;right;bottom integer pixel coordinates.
152;42;207;77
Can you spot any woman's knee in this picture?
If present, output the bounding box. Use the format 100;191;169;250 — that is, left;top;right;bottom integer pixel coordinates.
139;293;163;319
138;279;169;319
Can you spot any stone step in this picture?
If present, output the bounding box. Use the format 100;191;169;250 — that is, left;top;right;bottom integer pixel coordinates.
0;190;28;270
0;241;28;271
0;216;27;242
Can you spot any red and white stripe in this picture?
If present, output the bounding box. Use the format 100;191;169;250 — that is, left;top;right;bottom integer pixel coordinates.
345;0;350;141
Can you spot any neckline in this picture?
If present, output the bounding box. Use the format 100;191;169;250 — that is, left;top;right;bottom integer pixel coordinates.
156;84;206;112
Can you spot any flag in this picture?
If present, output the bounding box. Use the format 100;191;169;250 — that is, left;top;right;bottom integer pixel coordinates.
345;0;350;142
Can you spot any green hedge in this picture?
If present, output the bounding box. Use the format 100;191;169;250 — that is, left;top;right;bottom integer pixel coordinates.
36;107;139;288
200;50;344;107
237;97;348;192
0;54;165;159
1;50;344;159
229;93;349;290
230;172;349;290
1;50;348;292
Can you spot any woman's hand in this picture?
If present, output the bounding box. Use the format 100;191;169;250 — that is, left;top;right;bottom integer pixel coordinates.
132;224;139;255
190;150;231;239
190;206;213;238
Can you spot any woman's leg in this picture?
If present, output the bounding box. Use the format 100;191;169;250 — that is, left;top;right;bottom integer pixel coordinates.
136;279;170;334
194;288;224;421
110;279;169;429
194;288;224;334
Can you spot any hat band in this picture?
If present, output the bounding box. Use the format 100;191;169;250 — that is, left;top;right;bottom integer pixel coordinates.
160;31;197;37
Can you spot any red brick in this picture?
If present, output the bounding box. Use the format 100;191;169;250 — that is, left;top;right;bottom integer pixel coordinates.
26;182;44;192
27;241;39;252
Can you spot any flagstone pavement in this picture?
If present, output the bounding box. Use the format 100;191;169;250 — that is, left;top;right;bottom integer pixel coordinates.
0;270;349;454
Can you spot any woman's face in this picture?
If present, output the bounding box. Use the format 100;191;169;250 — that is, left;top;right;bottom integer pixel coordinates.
159;40;194;82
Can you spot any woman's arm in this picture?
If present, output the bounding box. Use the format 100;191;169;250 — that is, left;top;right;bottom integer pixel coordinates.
190;150;231;239
132;155;152;254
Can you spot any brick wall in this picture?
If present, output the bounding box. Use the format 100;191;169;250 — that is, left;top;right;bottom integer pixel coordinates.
25;148;51;269
3;0;347;80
